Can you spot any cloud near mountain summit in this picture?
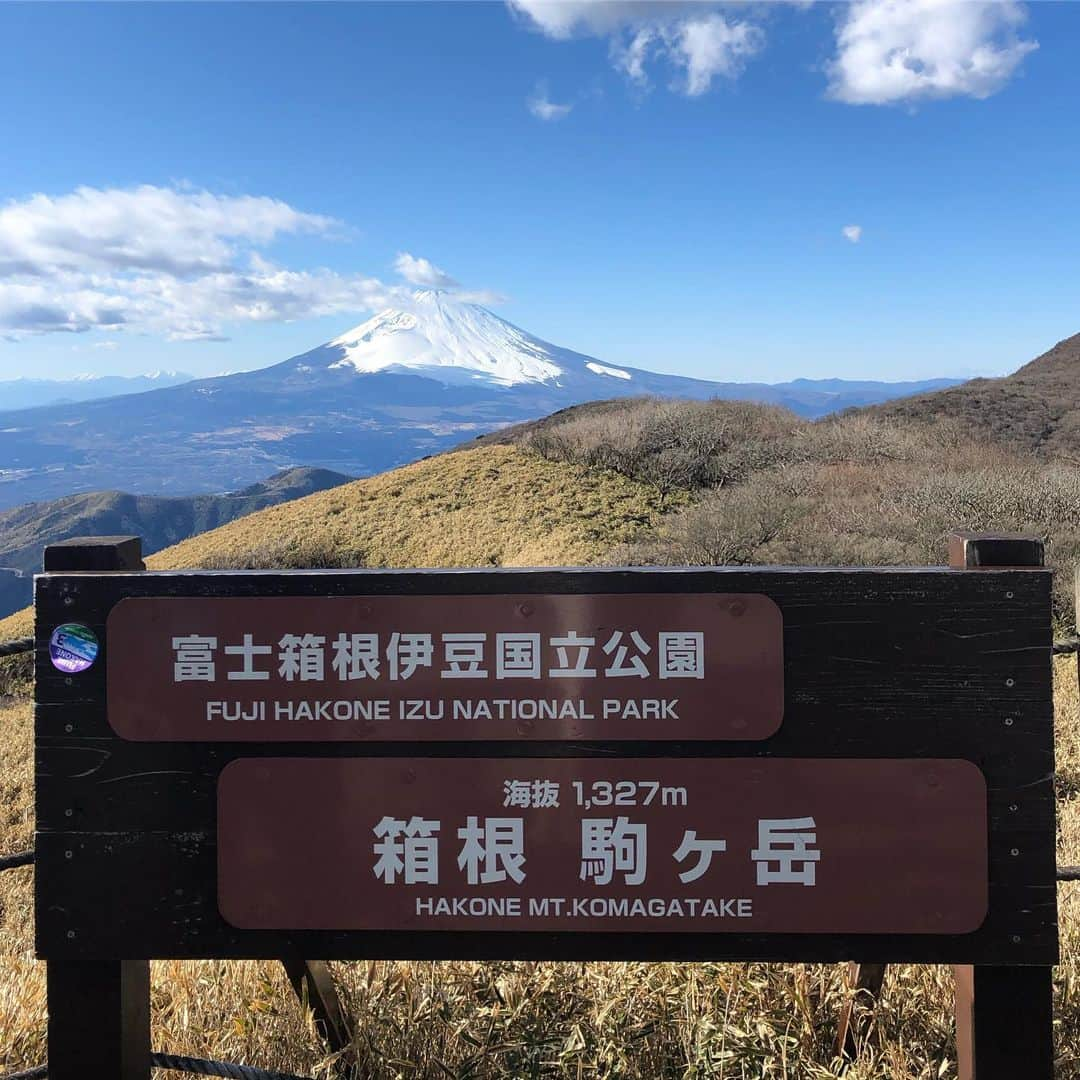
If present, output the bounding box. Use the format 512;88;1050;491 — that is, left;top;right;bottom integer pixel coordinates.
0;185;480;343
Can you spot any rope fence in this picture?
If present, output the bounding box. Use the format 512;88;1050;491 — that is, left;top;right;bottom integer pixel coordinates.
0;1055;319;1080
0;638;32;659
0;850;33;872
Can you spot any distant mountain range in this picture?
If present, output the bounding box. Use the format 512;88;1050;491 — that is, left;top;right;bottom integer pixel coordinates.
0;466;351;618
0;370;193;411
0;290;963;509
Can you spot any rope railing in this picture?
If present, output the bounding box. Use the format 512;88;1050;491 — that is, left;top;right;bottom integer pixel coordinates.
0;1055;319;1080
0;638;32;659
0;850;33;872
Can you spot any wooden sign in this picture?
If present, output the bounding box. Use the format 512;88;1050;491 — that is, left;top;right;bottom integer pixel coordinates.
35;562;1055;963
33;547;1058;1078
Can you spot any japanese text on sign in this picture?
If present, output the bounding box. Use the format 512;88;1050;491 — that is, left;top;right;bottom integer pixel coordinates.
173;629;706;683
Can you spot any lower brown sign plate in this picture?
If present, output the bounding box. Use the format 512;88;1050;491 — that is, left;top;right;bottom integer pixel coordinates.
218;758;987;934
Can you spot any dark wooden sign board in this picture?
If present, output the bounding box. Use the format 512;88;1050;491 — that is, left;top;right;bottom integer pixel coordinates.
33;536;1057;1078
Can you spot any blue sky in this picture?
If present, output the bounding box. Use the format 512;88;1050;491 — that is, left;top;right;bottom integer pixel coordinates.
0;0;1076;384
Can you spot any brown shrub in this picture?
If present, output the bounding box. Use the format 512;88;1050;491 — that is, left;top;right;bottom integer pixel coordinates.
195;537;364;571
0;651;31;700
523;397;801;497
625;454;1080;628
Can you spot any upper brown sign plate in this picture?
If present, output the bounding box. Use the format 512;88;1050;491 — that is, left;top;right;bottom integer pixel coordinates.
106;593;783;741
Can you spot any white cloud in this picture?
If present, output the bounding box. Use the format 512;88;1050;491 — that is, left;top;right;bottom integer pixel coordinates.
842;224;863;243
511;0;1039;106
613;27;657;87
393;252;461;289
390;252;504;305
827;0;1038;105
92;340;119;350
527;82;574;120
0;184;336;279
508;1;700;39
510;1;765;96
670;13;764;96
0;184;419;341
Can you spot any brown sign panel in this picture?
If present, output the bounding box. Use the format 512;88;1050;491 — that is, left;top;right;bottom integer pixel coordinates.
106;593;783;741
218;757;988;934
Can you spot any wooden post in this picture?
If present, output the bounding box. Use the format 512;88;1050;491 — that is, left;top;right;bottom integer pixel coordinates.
47;959;150;1080
42;537;150;1080
283;959;357;1074
42;534;146;573
949;530;1054;1080
834;962;886;1059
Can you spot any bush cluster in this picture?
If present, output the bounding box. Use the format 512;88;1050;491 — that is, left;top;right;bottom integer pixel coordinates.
517;397;1080;627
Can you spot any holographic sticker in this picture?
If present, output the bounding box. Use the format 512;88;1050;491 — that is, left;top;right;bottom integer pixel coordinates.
49;623;99;674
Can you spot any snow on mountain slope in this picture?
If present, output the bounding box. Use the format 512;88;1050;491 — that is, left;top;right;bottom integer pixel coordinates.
328;290;564;386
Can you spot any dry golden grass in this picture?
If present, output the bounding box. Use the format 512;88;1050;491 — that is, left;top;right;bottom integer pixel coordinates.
148;444;678;573
2;663;1077;1078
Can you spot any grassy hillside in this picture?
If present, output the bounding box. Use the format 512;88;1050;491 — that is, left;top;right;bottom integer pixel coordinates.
0;466;352;618
486;396;1080;626
149;443;676;571
875;331;1080;456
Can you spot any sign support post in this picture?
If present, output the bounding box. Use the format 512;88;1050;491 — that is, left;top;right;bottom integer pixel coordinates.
42;537;150;1080
949;530;1054;1080
282;958;356;1074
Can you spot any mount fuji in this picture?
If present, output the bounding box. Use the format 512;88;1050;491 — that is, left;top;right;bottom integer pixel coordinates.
0;290;959;509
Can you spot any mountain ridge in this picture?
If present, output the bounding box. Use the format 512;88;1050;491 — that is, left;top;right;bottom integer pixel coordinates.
0;291;963;509
0;466;352;617
0;370;193;411
873;331;1080;456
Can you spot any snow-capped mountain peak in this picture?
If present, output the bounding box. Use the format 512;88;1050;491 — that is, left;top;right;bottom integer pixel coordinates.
327;289;566;387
